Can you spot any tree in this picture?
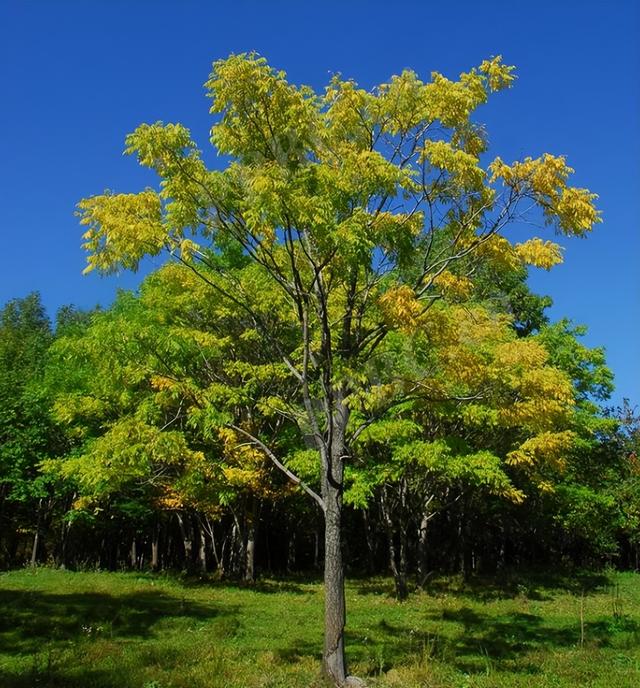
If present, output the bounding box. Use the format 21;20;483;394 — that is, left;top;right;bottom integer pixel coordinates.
77;53;599;685
0;293;67;566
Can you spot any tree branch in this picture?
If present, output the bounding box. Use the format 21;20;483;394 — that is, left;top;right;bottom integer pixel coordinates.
229;424;326;512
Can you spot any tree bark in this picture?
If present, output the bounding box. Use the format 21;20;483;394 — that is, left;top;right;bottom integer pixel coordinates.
380;488;407;601
417;495;435;587
287;531;296;573
321;399;348;685
130;537;137;569
198;521;207;574
362;509;376;575
323;478;346;684
228;515;244;578
151;519;160;571
30;498;43;567
314;527;321;570
244;502;257;582
176;512;194;571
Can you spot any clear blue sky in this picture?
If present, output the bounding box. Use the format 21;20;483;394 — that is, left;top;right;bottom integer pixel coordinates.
1;1;638;404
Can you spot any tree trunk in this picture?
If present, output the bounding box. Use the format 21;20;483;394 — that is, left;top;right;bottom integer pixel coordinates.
244;500;258;582
30;528;40;567
287;531;296;573
130;537;137;569
362;509;376;575
314;527;321;570
380;488;407;601
417;510;429;582
151;520;160;571
197;520;207;574
176;512;194;571
204;516;223;575
59;520;70;569
398;528;408;600
30;498;43;567
245;520;256;582
323;478;346;684
417;495;434;587
497;517;507;572
228;514;244;578
321;399;348;685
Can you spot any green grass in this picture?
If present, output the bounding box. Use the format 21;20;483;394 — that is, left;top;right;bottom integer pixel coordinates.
0;568;639;687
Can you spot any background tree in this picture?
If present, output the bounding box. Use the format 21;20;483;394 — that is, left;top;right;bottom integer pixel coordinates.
0;293;69;566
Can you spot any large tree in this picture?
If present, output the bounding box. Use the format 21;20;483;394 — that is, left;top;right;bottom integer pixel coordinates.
78;53;599;685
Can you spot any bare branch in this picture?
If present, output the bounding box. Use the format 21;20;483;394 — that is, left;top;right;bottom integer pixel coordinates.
229;424;326;512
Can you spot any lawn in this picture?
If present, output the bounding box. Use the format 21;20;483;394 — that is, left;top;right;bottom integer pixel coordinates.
0;568;638;687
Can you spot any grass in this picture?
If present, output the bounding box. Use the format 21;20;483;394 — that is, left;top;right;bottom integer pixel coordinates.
0;568;639;687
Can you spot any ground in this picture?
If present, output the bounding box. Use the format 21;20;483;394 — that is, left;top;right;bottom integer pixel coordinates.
0;568;638;687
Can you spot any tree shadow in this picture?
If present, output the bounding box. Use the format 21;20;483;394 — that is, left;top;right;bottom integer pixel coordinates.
365;602;639;677
354;579;394;597
178;573;311;595
422;569;612;602
0;665;124;688
274;639;322;664
0;587;235;657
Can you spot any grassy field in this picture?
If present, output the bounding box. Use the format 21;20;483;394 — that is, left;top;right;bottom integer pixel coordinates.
0;568;638;687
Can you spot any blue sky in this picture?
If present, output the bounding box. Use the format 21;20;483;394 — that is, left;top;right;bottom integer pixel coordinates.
1;1;638;404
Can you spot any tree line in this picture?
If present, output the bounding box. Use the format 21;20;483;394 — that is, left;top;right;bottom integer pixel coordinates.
1;279;637;587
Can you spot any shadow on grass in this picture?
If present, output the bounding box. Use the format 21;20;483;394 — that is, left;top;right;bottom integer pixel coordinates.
353;568;613;601
0;665;121;688
177;573;313;595
451;569;611;601
0;587;234;655
359;603;640;677
274;639;322;664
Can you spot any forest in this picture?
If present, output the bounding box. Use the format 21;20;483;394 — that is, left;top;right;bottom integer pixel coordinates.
2;277;639;585
1;51;639;687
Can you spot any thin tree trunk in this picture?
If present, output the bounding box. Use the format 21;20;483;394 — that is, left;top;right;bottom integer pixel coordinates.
497;517;507;572
59;520;71;569
244;502;257;582
417;495;434;587
380;488;407;600
457;507;465;576
265;526;271;574
59;494;75;568
219;534;228;579
417;510;429;582
228;513;244;578
398;480;409;600
30;498;43;567
198;530;207;573
130;537;137;569
314;527;320;570
151;519;160;571
362;509;375;575
203;516;223;575
176;512;194;571
287;531;296;573
398;531;408;600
